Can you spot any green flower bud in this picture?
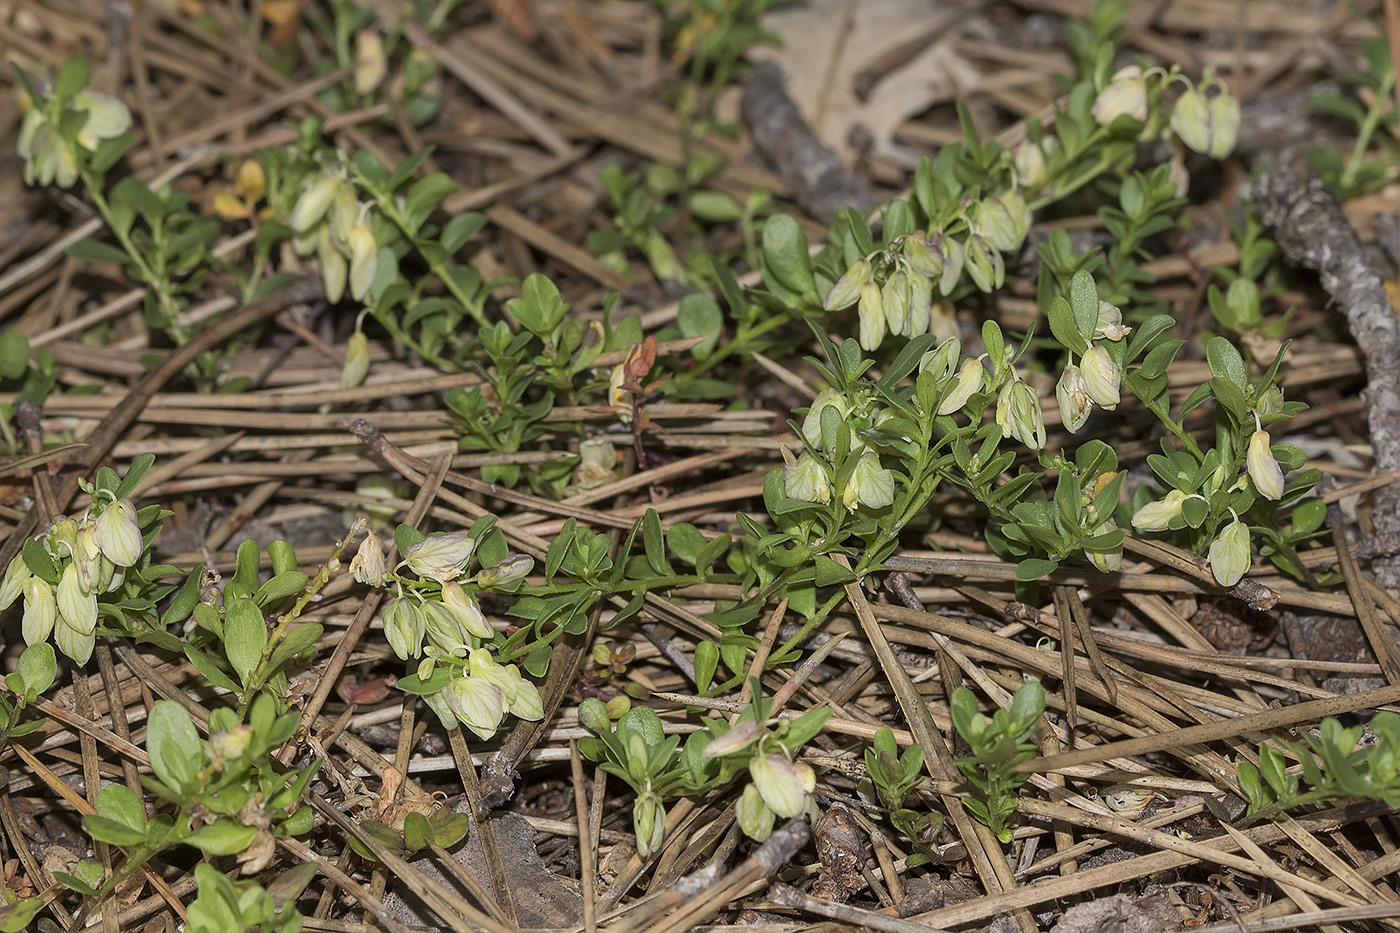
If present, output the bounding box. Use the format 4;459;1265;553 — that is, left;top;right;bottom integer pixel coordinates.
1080;345;1121;410
1056;363;1093;433
939;358;984;416
963;236;1004;293
403;533;475;583
1093;65;1148;126
73;90;132;151
1247;429;1285;500
919;336;961;382
857;279;885;351
736;782;775;842
843;453;895;510
30;124;78;188
353;29;388;96
702;720;761;758
289;173;341;234
996;379;1046;450
421;600;469;656
1171;81;1240;159
633;791;667;858
934;235;964;295
749;754;815;819
1094;301;1131;341
94;497;142;568
902;233;941;278
341;330;371;390
54;614;95;667
1254;386;1285;418
1209;518;1252;587
476;555;535;588
1131;489;1188;532
801;388;849;450
346;224;378;302
1013;137;1058;189
995;190;1033;251
56;562;96;635
1084;519;1122;573
316;227;348;304
881;271;912;337
0;553;31;611
823;259;871;311
441;581;492;639
383;596;424;659
422;687;458;731
927;297;957;345
784;453;831;505
444;676;506;741
972;197;1021;254
21;577;57;646
350;533;386;586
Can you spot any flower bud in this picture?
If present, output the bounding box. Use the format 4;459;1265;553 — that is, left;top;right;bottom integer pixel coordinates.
1209;518;1252;587
476;554;535;588
441;581;492;639
905;273;934;337
73;90;132;151
0;553;31;611
1094;301;1131;341
934;235;964;294
29;125;79;188
1254;386;1285;419
902;234;941;278
346;224;378;302
1084;519;1122;573
1079;345;1121;410
209;725;252;763
421;601;469;656
575;438;617;489
702;720;761;758
823;259;871;311
784;453;831;505
919;336;961;382
801;388;849;450
350;534;386;586
21;577;57;646
94;497;142;568
56;562;97;635
963;236;1004;293
939;358;984;416
234;159;267;203
995;190;1033;250
1093;65;1148;126
1171;81;1240;159
1013;136;1058;189
857;279;885;351
927;298;957;345
749;754;815;819
1247;429;1285;500
328;188;360;246
1131;489;1188;532
289;173;341;234
444;676;506;740
973;197;1021;254
881;271;913;337
54;614;95;667
353;29;388;96
341;330;371;391
843;453;896;510
383;596;424;659
404;533;474;583
996;380;1046;450
633;791;666;858
1056;363;1093;433
736;781;775;842
316;227;349;304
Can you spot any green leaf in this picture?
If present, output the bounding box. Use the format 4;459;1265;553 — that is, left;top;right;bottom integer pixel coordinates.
441;212;488;255
95;783;146;832
694;640;719;694
642;510;669;576
0;331;30;380
780;707;832;751
16;643;56;698
403;812;432;853
21;538;60;585
67;239;131;266
266;622;322;673
429;808;469;848
224;597;268;686
1046;296;1088;355
82;814;148;847
186;818;259;855
184;646;241;693
404;174;458;231
55;57;91;100
254;571;309;606
145;701;200;794
1068;269;1099;340
1015;558;1058;581
162;568;205;627
677;294;723;358
813;555;856;587
0;896;42;933
396;668;454;696
1205;336;1248;390
761;214;816;299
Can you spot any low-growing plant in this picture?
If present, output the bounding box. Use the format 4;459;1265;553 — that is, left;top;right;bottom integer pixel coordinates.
949;682;1045;843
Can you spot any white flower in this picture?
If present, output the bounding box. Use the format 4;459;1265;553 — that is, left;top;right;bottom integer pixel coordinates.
784;453;831;504
403;533;474;583
350;534;386;586
94;497;142;568
1131;489;1187;532
801;389;849;450
1209;519;1252;587
1246;429;1284;501
1093;65;1148;125
938;358;984;416
0;553;30;611
749;754;815;819
21;578;57;646
843;453;896;510
444;676;506;740
1080;345;1121;410
1056;364;1093;433
441;581;492;639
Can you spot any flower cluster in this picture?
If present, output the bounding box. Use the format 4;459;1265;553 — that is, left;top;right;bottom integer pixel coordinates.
287;167;379;303
1055;301;1130;433
0;494;144;665
704;717;820;842
784;387;896;510
17;77;131;189
349;530;542;740
1090;64;1241;162
824;194;1031;352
